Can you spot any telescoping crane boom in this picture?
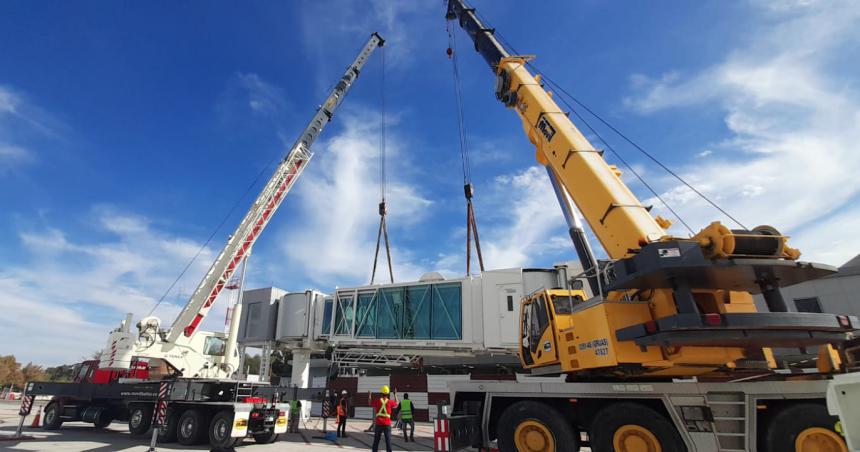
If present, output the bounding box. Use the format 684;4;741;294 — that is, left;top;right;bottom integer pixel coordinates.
446;0;857;377
100;33;385;379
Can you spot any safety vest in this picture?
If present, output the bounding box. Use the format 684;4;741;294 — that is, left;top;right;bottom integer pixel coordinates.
399;399;413;420
376;397;391;419
290;400;300;414
336;404;345;417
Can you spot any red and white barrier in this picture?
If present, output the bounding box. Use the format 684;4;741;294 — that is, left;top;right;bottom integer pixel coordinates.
434;418;450;451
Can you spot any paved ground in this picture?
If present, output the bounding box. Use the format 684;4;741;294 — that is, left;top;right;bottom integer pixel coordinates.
0;401;439;451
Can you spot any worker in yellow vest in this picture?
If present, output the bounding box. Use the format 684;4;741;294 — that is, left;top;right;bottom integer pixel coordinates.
371;385;397;452
397;393;415;442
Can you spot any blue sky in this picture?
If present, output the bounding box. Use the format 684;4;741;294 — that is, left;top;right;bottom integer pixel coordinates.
2;0;859;365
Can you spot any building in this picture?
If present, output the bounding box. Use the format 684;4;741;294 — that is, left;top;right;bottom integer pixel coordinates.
754;254;860;316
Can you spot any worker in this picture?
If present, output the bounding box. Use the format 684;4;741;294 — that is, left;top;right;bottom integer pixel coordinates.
397;393;415;442
336;390;349;438
288;399;301;433
371;385;397;452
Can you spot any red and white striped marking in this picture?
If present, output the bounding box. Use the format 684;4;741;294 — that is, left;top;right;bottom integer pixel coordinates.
434;418;450;451
18;395;34;416
154;382;169;425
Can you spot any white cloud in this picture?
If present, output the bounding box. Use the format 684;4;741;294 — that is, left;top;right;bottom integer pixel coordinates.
1;206;236;365
478;166;568;268
625;0;860;265
276;107;432;286
0;144;34;175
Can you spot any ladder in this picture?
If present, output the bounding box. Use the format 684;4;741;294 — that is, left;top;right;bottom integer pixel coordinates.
706;392;749;452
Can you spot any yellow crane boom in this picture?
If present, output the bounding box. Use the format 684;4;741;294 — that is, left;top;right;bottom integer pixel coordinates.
446;0;857;377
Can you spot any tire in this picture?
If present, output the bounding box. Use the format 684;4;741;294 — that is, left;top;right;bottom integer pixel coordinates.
93;409;113;429
497;401;579;452
763;402;847;452
209;410;242;448
177;408;208;445
128;405;153;435
42;402;63;430
590;402;685;452
253;431;279;444
157;408;180;443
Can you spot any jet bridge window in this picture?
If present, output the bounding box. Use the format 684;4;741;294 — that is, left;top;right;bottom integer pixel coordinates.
404;285;432;339
321;298;333;335
356;292;378;337
431;283;462;340
334;295;355;335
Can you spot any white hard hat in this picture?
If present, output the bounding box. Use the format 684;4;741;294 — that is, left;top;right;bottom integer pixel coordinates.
341;390;347;395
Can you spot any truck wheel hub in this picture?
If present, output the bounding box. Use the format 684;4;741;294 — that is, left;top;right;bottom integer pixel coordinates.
181;418;194;437
130;411;142;428
514;420;555;452
214;419;228;440
613;425;662;452
795;427;847;452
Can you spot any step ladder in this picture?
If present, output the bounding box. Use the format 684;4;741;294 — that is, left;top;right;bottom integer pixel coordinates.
706;391;749;452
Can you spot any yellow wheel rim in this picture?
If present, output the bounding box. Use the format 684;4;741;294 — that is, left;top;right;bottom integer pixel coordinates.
613;424;663;452
514;419;555;452
795;427;847;452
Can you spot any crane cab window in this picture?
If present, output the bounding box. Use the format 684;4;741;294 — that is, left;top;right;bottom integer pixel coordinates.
527;296;551;354
203;336;226;356
551;294;584;314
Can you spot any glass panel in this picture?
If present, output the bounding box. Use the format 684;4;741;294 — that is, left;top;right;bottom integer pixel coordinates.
321;298;333;335
334;295;354;336
431;283;462;339
794;297;822;313
377;287;405;339
404;285;431;339
356;291;377;337
203;336;226;356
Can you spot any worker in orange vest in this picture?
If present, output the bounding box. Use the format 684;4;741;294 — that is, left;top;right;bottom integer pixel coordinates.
336;390;349;438
371;385;397;452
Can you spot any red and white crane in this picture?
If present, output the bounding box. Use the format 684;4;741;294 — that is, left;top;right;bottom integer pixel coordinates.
100;33;385;379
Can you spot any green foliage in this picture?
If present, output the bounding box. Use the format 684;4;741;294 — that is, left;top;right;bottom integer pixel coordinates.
0;355;47;390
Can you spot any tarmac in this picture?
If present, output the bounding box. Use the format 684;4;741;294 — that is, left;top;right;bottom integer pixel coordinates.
0;401;441;451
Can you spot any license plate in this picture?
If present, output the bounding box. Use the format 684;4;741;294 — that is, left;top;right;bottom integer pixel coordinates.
266;416;274;422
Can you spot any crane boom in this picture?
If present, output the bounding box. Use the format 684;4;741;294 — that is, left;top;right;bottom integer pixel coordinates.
168;33;385;345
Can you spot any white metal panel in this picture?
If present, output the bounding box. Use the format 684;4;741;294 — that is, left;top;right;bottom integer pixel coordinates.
430;405;451;420
275;292;310;340
238;287;284;344
355;407;374;420
358;376;390;393
312;376;328;388
480;268;524;349
427;374;470;393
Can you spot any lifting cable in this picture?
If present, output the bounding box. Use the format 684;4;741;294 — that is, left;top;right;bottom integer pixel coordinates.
147;153;278;317
478;10;748;233
370;45;395;285
447;19;485;275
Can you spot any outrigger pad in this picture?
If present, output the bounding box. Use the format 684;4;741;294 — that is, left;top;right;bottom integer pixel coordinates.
606;241;836;293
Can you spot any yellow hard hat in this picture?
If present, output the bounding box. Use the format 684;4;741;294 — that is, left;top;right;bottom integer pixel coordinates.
380;385;390;394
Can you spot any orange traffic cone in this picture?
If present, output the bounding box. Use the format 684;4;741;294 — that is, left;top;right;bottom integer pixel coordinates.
30;406;41;428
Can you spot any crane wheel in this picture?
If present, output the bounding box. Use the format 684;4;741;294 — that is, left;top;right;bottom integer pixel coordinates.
42;402;63;431
209;410;242;448
763;403;846;452
157;408;180;443
590;402;684;452
127;404;152;435
497;401;579;452
177;408;208;445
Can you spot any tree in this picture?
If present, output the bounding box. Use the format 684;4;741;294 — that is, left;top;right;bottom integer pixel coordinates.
243;354;261;374
0;355;23;388
45;365;76;382
21;363;46;383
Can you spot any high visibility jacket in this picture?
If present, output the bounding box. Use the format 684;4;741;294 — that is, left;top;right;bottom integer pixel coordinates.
399;399;413;420
373;397;396;426
290;400;300;414
336;404;345;417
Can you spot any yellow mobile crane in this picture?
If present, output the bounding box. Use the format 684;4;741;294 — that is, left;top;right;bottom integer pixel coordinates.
442;1;858;451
